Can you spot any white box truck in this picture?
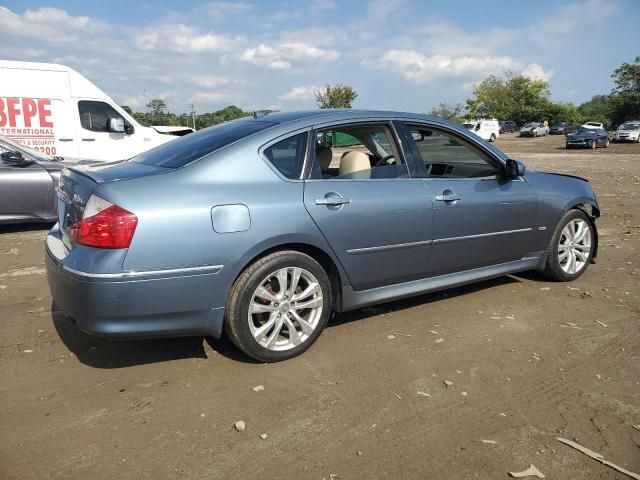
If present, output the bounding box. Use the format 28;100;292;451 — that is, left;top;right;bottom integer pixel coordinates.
462;118;500;142
0;60;192;162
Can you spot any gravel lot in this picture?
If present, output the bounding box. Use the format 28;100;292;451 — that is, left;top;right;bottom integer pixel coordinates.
1;133;639;479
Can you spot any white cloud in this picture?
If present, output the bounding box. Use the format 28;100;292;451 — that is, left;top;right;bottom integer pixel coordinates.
521;63;554;82
191;75;234;88
240;42;338;70
207;1;253;19
135;24;242;53
0;6;106;42
309;0;337;13
189;91;240;104
278;85;322;101
366;50;553;84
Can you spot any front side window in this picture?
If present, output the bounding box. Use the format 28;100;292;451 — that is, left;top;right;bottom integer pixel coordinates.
263;132;308;179
310;123;408;180
406;125;500;178
78;101;130;132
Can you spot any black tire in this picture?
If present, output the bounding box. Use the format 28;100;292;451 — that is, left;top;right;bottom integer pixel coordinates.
533;131;538;138
541;209;595;282
224;250;332;362
590;139;596;149
489;133;496;142
604;139;610;148
566;144;571;149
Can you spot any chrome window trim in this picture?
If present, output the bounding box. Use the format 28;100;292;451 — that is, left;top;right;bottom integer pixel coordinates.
61;264;224;279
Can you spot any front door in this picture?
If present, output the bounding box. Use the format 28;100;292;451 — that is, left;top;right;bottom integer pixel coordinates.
76;100;136;161
402;123;538;277
303;122;433;291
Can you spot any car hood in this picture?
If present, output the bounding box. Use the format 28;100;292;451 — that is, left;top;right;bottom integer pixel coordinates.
616;129;639;134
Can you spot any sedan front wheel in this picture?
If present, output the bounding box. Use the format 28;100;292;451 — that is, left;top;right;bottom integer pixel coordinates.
542;209;595;281
225;251;332;362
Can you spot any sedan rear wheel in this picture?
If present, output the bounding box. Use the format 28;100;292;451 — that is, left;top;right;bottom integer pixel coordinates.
542;209;595;281
225;250;331;362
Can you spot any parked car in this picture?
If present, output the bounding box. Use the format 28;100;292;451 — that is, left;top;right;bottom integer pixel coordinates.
46;110;600;362
581;121;604;130
461;119;500;142
566;128;610;149
499;120;518;133
0;134;70;224
520;122;549;137
0;60;192;162
549;122;576;135
611;121;640;143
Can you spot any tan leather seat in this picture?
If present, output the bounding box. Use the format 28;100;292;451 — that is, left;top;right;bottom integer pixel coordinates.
339;151;370;176
316;146;333;170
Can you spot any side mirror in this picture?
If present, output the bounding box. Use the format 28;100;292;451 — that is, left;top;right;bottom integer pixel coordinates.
107;117;125;133
1;150;32;165
474;125;481;131
504;159;525;178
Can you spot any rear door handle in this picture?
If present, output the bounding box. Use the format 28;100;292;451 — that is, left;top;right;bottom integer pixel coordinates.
435;193;461;202
58;138;73;142
315;197;351;206
81;138;96;142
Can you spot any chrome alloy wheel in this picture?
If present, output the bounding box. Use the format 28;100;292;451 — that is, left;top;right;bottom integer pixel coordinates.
248;267;324;351
558;219;591;274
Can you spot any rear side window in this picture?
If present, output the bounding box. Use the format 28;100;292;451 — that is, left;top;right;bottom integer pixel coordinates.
133;120;274;168
263;132;308;179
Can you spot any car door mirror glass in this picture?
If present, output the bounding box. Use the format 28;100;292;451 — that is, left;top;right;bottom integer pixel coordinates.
505;159;525;178
107;117;125;133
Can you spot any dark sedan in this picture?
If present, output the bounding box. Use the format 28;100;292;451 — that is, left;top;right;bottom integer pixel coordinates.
0;135;73;225
499;120;518;133
566;128;610;149
550;122;576;135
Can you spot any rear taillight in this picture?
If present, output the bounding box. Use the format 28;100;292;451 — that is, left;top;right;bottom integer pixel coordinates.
70;195;138;249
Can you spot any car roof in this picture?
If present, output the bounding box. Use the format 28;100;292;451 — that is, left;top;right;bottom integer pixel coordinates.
253;109;433;128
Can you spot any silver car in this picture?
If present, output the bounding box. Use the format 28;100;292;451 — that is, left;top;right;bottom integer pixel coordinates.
46;110;600;362
519;122;549;137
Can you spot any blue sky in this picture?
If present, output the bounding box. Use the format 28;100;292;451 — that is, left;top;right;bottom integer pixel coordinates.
2;0;639;114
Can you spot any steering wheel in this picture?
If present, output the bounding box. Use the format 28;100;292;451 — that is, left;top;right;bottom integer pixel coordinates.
375;154;396;167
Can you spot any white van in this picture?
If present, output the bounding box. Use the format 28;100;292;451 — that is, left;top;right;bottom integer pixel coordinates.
0;60;191;162
462;119;500;142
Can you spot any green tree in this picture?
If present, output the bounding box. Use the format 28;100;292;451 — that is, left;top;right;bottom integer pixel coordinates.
146;99;167;115
465;72;551;125
429;102;465;123
609;56;640;126
577;95;613;126
120;105;133;115
315;84;358;109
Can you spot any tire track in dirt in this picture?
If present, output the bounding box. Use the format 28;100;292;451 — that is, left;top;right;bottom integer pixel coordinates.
227;330;640;479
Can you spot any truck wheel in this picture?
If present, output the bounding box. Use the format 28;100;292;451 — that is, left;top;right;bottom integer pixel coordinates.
489;133;496;142
542;209;595;282
224;251;332;362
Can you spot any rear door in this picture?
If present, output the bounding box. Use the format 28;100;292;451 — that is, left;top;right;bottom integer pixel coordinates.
0;158;52;222
401;122;538;277
303;121;433;291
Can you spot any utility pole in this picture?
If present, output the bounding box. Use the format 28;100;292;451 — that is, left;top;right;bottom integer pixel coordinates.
189;104;197;131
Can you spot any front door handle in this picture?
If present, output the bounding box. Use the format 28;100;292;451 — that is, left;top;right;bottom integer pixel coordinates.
435;193;461;202
58;138;73;142
315;197;351;206
81;138;96;142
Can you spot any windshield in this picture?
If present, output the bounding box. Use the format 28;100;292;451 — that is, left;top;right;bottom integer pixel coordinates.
585;122;600;126
575;128;593;134
551;122;565;128
619;122;640;130
462;123;475;129
0;135;53;162
523;123;537;128
132;119;275;168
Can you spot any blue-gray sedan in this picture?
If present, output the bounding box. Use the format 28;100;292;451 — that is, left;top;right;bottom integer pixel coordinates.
46;110;600;362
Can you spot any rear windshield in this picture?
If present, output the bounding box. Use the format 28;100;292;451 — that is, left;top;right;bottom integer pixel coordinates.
132;119;275;168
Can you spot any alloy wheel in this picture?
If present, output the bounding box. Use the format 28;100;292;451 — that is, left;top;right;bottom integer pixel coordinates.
558;219;591;275
248;267;324;351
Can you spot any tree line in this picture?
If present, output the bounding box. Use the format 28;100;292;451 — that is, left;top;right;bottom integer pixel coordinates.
433;56;640;128
124;56;639;131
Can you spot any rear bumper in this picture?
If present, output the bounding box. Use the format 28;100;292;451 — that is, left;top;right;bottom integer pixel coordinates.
45;225;226;338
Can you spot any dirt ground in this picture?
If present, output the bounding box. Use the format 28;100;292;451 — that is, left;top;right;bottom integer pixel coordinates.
1;133;639;480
